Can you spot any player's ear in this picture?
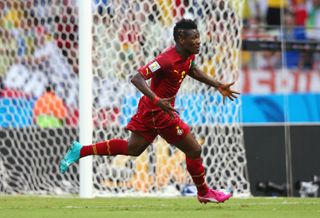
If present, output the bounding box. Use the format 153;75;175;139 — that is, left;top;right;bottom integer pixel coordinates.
177;29;185;44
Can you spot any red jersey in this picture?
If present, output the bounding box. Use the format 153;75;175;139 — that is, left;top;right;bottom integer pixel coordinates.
127;46;194;143
138;46;195;111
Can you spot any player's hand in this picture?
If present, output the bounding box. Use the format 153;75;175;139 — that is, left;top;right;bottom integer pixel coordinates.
156;96;179;119
217;82;240;104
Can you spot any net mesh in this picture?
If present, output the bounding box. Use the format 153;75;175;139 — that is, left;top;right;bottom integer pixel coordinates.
0;0;249;196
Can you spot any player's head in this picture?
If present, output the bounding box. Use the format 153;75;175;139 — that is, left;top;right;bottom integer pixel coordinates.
173;19;200;54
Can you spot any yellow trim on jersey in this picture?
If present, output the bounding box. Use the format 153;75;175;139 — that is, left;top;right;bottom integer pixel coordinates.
92;144;98;155
106;140;111;155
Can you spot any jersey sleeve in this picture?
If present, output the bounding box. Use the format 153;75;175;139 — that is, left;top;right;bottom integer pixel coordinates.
138;54;168;80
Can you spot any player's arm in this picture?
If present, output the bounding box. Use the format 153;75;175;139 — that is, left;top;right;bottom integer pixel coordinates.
130;73;178;118
188;65;240;103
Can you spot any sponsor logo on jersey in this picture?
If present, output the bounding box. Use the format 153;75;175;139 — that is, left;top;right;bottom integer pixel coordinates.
148;61;160;72
145;68;150;76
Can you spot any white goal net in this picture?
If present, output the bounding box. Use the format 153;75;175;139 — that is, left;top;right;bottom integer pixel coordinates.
0;0;249;196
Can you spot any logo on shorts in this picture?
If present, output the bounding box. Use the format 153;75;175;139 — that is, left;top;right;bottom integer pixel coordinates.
176;126;184;136
148;61;160;72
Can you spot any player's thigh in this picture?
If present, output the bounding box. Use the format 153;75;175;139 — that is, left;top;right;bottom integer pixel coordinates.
174;132;202;158
127;131;153;156
159;118;201;157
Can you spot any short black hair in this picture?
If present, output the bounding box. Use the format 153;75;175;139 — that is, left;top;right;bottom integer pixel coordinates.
46;86;52;92
173;19;197;42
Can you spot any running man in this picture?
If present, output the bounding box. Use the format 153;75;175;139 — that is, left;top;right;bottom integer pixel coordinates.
60;19;239;204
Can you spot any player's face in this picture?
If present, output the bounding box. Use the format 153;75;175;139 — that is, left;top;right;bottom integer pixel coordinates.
182;29;201;54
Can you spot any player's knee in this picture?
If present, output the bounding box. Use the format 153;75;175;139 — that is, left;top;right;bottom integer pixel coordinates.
188;146;202;158
127;148;140;156
128;151;141;157
127;144;145;156
194;146;202;157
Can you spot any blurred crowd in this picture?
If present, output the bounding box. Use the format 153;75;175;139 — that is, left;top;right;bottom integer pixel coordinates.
0;0;78;97
0;0;79;127
242;0;320;70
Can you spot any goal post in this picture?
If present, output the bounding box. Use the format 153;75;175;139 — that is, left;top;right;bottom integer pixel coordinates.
0;0;250;197
78;0;93;199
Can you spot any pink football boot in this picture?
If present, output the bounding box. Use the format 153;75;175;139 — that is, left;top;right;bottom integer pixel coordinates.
197;188;232;204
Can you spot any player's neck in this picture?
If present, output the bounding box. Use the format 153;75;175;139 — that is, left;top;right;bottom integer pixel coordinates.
175;45;190;60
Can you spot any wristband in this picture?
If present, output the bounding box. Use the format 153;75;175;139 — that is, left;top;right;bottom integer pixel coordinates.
152;96;160;105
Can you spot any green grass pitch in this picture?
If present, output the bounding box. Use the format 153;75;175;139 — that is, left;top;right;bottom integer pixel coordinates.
1;196;320;218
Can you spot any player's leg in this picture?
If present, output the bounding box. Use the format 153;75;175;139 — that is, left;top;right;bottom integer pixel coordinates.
174;133;232;203
79;131;151;157
159;124;209;196
173;133;208;195
127;131;152;156
173;133;232;204
59;131;151;173
160;118;232;204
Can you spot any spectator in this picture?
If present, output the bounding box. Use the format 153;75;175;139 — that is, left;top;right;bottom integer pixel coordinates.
0;29;16;78
0;76;4;90
243;0;262;26
33;85;67;128
255;51;282;70
53;0;78;73
283;9;310;69
306;0;320;40
306;0;320;69
292;0;308;26
266;0;288;29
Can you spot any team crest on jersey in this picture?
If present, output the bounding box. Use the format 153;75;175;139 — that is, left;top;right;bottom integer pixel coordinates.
148;61;160;72
176;126;184;136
